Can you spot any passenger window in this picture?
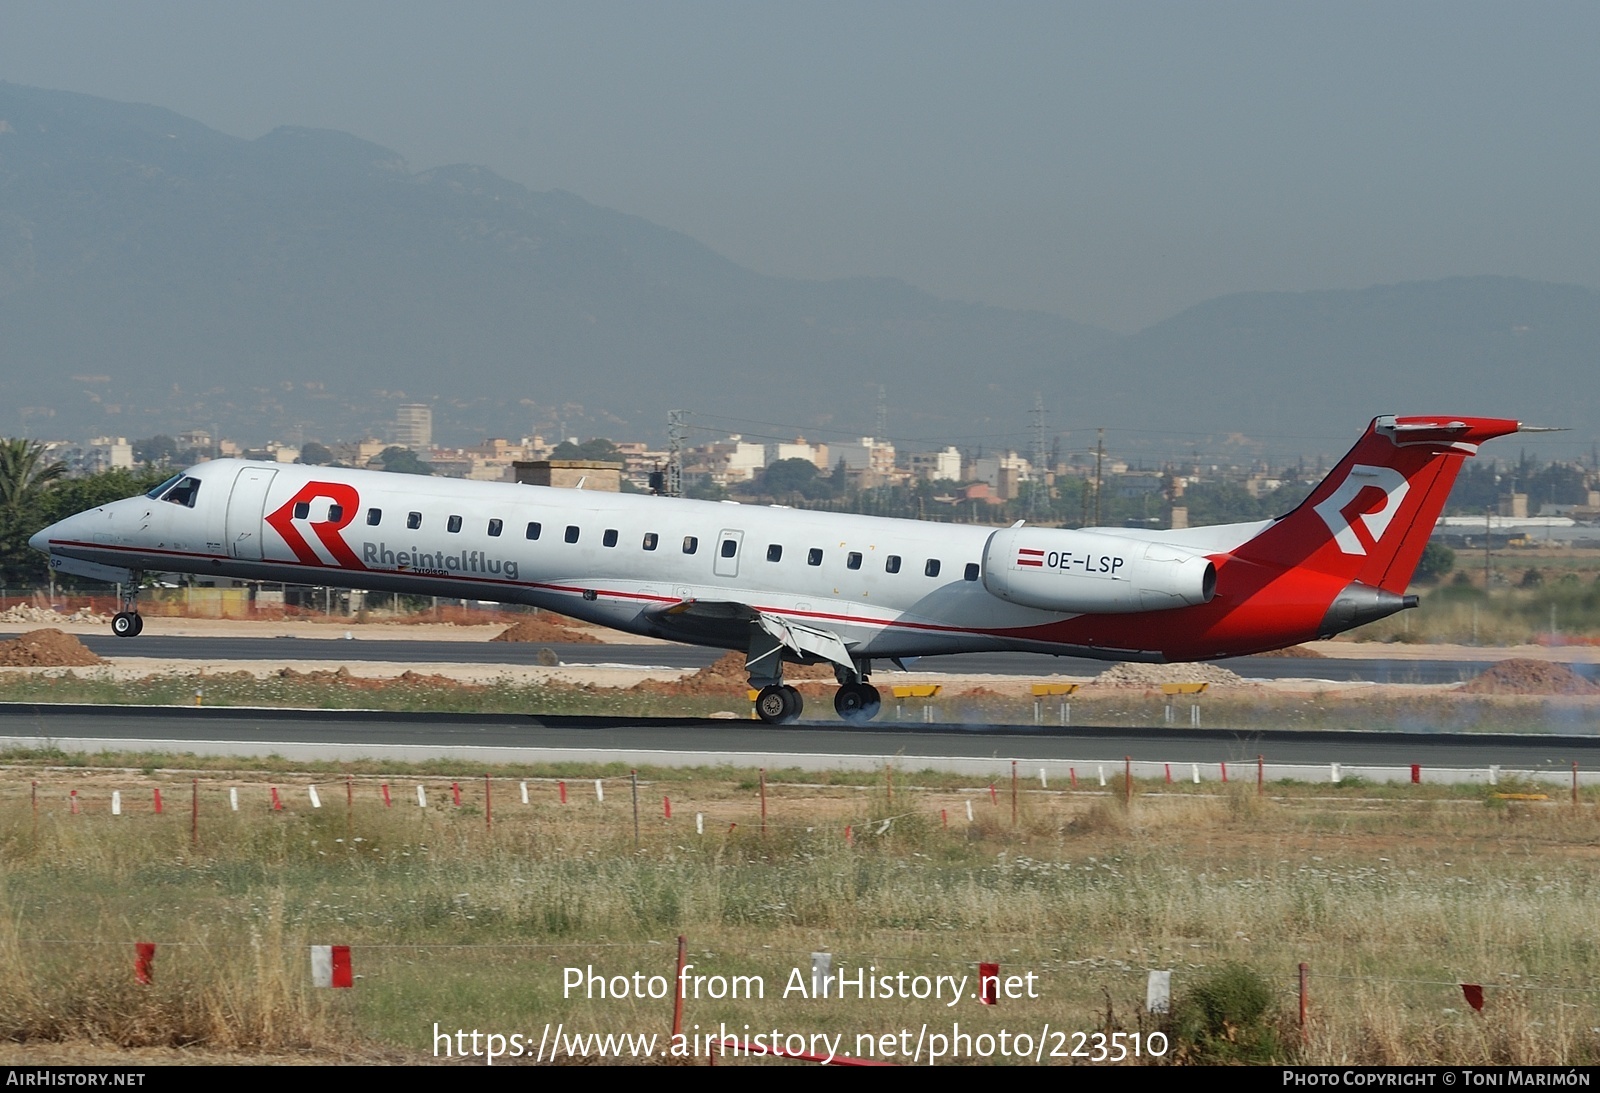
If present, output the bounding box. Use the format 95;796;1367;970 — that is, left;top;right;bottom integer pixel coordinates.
603;529;619;548
488;519;503;537
407;512;422;530
525;521;542;540
643;532;659;551
683;536;698;554
721;538;738;558
327;504;343;523
447;515;463;533
808;549;824;566
366;508;382;526
964;562;980;582
293;501;310;520
925;559;941;578
565;525;580;544
847;552;862;570
766;544;783;562
886;555;902;574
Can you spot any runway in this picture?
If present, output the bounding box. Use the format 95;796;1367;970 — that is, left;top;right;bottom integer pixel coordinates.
4;703;1596;786
8;633;1591;685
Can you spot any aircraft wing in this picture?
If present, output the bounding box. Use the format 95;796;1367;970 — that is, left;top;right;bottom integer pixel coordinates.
643;599;856;677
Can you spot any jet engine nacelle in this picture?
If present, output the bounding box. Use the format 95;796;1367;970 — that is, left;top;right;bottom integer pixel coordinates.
982;527;1217;614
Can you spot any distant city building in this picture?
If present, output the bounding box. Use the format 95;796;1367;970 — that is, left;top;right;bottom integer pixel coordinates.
970;452;1033;500
909;446;962;482
513;459;622;492
395;404;433;449
82;436;133;474
724;436;767;482
767;437;830;471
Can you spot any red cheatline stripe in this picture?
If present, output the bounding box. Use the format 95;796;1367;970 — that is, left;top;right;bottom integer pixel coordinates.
1019;548;1045;555
1017;559;1043;567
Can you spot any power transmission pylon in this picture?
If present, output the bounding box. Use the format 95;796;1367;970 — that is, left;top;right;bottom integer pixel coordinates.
666;409;687;498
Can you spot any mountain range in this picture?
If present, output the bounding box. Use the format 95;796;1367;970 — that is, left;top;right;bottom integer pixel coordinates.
1;82;1596;459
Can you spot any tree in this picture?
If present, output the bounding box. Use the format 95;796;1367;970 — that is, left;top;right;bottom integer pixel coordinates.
0;439;67;585
299;441;335;465
550;438;622;462
1414;542;1455;583
377;447;434;475
0;439;66;518
757;458;824;500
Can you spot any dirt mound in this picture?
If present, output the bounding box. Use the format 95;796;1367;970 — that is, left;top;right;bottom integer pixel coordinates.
1248;644;1327;658
0;629;106;667
636;651;837;696
1461;659;1600;695
271;666;476;692
491;616;602;644
1092;662;1245;687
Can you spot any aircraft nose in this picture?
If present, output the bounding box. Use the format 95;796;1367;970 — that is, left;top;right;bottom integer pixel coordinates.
28;521;58;555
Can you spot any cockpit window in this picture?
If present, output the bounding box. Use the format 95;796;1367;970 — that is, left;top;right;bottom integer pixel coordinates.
161;477;202;508
145;473;184;500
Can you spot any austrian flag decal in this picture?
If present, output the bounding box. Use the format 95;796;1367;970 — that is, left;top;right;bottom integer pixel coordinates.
1016;548;1044;568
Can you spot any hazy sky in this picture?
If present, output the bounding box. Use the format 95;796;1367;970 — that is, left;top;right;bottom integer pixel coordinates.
5;2;1598;332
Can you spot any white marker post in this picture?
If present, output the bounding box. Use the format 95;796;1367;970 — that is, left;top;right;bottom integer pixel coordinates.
1146;970;1172;1014
811;952;832;998
111;791;121;816
308;786;322;809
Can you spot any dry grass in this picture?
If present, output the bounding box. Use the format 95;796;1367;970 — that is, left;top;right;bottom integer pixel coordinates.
1;758;1597;1064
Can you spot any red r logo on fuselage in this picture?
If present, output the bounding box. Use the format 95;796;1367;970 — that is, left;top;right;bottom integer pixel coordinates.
264;482;365;569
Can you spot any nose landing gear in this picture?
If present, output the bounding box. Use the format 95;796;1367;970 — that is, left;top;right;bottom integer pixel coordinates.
111;581;144;638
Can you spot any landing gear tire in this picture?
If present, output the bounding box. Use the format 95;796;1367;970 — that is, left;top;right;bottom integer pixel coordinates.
112;612;143;638
755;684;803;725
834;682;882;723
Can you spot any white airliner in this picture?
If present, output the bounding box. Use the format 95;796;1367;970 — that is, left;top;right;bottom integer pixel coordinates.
30;415;1523;723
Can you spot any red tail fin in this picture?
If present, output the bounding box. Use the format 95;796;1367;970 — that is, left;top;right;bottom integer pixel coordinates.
1234;416;1520;593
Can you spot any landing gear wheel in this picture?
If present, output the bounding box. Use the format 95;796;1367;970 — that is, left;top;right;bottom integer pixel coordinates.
834;682;883;723
755;684;803;725
111;611;143;638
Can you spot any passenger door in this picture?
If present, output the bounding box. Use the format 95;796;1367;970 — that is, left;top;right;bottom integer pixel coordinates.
225;467;278;560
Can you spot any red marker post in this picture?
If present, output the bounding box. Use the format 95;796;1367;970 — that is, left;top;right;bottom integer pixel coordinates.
979;963;999;1005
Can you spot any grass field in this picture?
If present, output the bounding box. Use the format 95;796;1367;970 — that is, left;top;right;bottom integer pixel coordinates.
1;751;1597;1065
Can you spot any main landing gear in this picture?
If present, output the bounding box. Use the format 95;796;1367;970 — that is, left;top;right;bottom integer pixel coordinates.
833;681;882;723
754;684;804;725
748;667;883;725
111;580;144;638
